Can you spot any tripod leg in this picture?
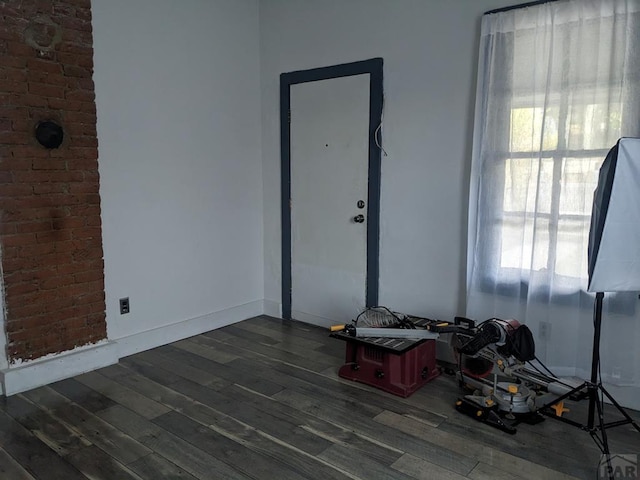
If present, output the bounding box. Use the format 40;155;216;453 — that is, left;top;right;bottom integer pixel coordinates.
593;387;610;451
588;293;604;430
593;389;615;480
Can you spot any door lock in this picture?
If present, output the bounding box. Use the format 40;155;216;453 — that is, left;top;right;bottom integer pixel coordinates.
357;200;365;209
353;214;365;223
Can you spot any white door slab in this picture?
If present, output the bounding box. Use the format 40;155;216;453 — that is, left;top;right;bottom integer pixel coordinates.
290;74;370;327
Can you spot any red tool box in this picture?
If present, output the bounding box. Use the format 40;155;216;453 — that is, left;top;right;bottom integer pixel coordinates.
332;333;439;397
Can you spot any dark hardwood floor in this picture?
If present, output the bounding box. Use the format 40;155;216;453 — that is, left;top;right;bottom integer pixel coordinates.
0;315;638;479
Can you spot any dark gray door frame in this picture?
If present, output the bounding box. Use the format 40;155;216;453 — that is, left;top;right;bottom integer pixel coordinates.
280;58;384;320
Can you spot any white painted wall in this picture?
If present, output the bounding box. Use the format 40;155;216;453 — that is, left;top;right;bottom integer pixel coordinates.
93;0;263;347
260;0;516;319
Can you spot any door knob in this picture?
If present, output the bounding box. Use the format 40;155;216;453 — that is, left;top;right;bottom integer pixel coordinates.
353;214;365;223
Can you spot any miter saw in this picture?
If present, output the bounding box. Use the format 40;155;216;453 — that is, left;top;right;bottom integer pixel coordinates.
434;317;583;434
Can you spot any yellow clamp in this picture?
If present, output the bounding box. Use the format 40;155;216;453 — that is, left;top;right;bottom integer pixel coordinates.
551;401;570;417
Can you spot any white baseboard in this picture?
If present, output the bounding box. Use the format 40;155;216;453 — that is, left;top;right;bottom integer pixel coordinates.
0;341;119;396
290;310;338;328
115;300;264;359
0;300;264;397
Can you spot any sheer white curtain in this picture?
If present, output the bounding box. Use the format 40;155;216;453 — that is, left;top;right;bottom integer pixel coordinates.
467;0;640;409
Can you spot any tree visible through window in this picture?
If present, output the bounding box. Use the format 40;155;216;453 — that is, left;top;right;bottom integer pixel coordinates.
501;100;622;281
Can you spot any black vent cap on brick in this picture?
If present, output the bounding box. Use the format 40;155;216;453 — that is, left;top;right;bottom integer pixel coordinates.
35;121;64;149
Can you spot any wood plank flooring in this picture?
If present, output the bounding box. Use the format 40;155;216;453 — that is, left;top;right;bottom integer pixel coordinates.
0;315;638;479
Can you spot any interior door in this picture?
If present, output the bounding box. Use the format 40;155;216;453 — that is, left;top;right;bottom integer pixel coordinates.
289;74;370;326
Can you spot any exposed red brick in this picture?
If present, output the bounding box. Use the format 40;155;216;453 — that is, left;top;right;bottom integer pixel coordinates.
2;207;63;223
68;182;98;194
29;72;70;87
57;52;92;68
5;281;40;298
0;158;32;171
0;224;17;235
0;26;22;42
0;121;12;134
0;80;28;93
64;89;94;102
7;41;34;57
53;3;76;18
84;215;101;227
62;64;91;78
65;111;95;124
27;58;63;73
22;94;49;107
0;131;29;145
74;269;103;284
57;16;91;33
31;158;67;170
65;121;96;136
13;170;84;183
1;0;106;363
33;0;55;13
35;228;72;243
6;304;45;321
2;233;37;248
0;56;27;68
1;246;19;261
11;118;35;133
71;226;101;239
68;204;100;217
70;135;97;147
32;183;67;194
16;221;54;234
65;0;90;8
61;28;91;46
28;82;65;98
18;243;56;258
5;68;27;83
57;42;91;55
40;274;75;290
0;184;33;196
51;216;84;230
75;7;91;21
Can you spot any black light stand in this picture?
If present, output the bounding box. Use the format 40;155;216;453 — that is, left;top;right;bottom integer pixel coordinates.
535;292;640;478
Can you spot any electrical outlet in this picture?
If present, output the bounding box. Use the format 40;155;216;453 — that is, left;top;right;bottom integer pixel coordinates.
119;297;130;315
539;321;551;340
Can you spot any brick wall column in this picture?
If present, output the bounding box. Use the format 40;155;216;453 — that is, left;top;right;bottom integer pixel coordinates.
0;0;106;363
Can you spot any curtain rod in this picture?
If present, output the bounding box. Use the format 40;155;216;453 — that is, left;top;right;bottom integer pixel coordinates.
485;0;558;15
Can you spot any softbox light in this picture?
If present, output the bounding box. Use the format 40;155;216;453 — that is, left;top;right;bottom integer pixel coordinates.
568;137;640;473
588;137;640;293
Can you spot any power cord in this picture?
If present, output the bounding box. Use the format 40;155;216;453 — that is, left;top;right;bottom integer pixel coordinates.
374;94;388;157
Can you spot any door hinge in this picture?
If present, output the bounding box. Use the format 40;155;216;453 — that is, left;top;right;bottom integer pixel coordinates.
289;198;292;209
288;110;291;124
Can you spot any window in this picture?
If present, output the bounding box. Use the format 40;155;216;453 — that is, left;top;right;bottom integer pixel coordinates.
469;3;640;297
501;99;621;280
